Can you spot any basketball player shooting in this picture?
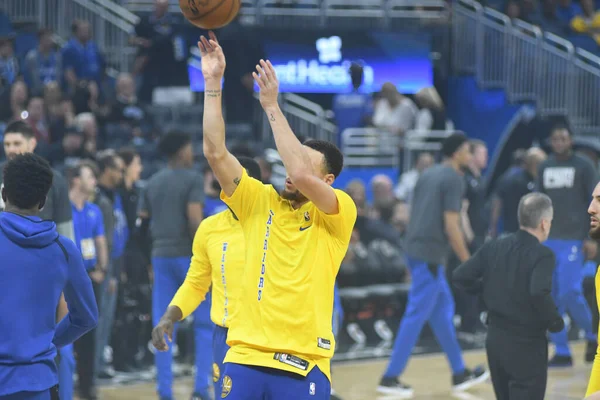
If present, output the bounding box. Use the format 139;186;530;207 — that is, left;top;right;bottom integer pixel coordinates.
199;31;357;400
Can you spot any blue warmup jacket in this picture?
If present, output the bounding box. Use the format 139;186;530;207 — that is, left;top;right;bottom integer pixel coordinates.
0;212;98;396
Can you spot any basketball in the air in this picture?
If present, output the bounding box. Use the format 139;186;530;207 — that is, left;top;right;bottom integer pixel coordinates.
179;0;241;29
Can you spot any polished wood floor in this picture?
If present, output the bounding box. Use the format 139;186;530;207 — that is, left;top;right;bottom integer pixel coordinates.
98;342;593;400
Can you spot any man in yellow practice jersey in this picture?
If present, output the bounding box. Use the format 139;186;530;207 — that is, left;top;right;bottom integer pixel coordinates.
198;31;357;400
586;181;600;397
151;156;262;398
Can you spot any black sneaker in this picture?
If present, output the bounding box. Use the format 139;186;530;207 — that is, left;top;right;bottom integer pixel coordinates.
452;365;489;392
376;376;414;397
586;340;597;363
548;354;573;368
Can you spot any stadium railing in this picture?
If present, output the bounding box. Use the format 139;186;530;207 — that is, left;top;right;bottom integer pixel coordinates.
255;92;338;146
8;0;138;73
453;0;600;136
123;0;448;28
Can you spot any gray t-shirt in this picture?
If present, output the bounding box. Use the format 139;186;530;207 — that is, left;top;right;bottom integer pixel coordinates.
404;164;465;265
0;164;72;224
537;153;598;240
140;167;204;257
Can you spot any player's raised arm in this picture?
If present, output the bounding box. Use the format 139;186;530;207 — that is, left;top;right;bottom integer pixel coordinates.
254;60;340;215
199;31;243;197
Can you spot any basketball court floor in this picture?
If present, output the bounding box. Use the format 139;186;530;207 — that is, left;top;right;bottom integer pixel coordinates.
96;341;593;400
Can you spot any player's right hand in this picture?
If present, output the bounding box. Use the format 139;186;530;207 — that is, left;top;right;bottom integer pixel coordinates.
198;31;225;81
151;318;174;352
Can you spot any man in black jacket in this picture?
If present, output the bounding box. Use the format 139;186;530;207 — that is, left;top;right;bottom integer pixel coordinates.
453;192;564;400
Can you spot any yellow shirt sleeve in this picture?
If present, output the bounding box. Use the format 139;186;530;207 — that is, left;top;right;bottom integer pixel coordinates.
169;221;213;320
586;267;600;396
316;189;357;243
220;168;268;223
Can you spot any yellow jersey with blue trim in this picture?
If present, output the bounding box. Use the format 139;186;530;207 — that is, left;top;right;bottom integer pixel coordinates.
219;168;357;381
169;209;245;328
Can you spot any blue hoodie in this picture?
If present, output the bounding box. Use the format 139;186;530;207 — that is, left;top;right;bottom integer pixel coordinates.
0;212;98;396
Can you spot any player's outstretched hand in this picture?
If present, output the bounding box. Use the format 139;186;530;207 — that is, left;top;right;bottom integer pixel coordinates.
253;59;279;109
151;318;174;352
198;31;225;81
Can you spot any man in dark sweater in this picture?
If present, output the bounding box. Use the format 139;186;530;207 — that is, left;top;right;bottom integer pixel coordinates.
538;124;598;366
0;153;98;399
453;192;564;400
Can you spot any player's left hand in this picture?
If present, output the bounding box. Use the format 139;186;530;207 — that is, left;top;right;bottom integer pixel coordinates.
253;59;279;109
151;318;174;352
584;239;598;260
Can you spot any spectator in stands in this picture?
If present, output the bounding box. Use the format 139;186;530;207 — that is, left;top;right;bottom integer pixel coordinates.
130;0;180;103
505;1;522;19
556;0;584;25
527;0;571;35
24;96;50;144
332;62;373;145
75;112;99;155
0;37;19;89
373;82;418;136
49;127;94;170
370;174;395;216
62;20;105;94
23;28;62;95
390;200;410;237
395;152;434;204
570;0;600;45
48;94;76;146
256;156;274;185
346;179;368;215
414;87;446;131
490;147;546;237
107;73;150;145
0;80;27;123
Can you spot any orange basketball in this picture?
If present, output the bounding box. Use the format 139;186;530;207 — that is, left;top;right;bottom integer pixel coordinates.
179;0;241;29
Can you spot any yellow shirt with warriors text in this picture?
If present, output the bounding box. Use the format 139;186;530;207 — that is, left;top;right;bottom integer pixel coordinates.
220;169;357;381
169;210;245;328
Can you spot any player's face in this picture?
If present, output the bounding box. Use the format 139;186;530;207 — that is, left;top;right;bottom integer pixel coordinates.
126;155;143;182
3;133;36;160
550;129;572;156
79;166;97;195
455;142;472;168
588;182;600;240
473;145;488;170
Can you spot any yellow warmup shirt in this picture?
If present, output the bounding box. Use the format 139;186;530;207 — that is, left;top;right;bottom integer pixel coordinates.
586;266;600;396
169;210;245;328
220;169;357;381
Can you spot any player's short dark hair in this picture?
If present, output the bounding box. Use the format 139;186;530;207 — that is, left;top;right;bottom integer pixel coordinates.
66;160;98;187
237;156;261;181
551;123;572;136
4;120;35;139
96;150;120;174
518;192;553;229
304;139;344;178
3;153;53;210
117;147;139;167
159;131;192;159
441;132;469;158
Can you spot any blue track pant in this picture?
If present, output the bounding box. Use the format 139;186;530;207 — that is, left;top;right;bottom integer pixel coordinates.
383;258;465;378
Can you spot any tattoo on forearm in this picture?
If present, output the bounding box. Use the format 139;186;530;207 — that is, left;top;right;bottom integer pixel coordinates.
205;90;221;98
269;113;275;121
233;177;241;186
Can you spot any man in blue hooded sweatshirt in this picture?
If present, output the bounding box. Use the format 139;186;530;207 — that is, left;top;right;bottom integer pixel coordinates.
0;153;98;400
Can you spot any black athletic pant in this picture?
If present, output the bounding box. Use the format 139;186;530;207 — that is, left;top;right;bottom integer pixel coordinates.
486;326;547;400
73;280;102;396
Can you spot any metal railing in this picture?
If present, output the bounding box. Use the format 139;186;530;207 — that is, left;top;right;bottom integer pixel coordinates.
2;0;138;73
453;0;600;136
342;128;402;168
256;92;338;145
123;0;448;27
